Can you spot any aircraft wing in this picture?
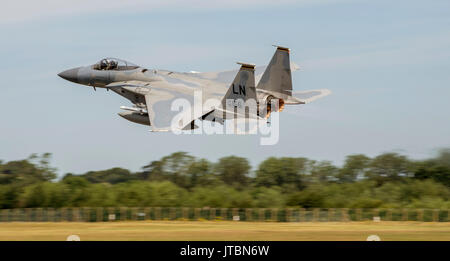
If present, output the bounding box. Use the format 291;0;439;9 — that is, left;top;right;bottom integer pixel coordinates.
292;89;331;104
107;81;208;131
143;81;208;132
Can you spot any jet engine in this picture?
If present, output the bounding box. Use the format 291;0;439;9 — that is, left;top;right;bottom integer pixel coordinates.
257;93;285;118
118;106;150;126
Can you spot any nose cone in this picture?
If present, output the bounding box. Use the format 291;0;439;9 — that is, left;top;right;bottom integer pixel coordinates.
58;67;81;83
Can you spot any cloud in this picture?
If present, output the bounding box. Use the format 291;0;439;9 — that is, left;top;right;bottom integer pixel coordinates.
1;0;341;25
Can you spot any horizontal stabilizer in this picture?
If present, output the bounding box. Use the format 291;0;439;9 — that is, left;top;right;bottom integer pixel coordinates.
292;89;332;104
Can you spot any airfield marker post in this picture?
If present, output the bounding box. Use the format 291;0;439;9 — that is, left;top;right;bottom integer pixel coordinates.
418;209;423;222
15;209;20;221
313;208;319;222
6;209;11;222
57;208;63;222
232;208;238;221
6;209;10;222
24;208;31;222
342;208;349;222
84;207;90;222
72;208;79;222
96;207;102;222
402;209;408;221
356;209;362;221
80;207;86;222
22;209;27;222
169;207;175;220
36;208;43;222
47;208;54;222
194;208;201;220
210;208;216;221
61;208;67;222
271;208;278;222
5;209;10;222
104;208;109;221
246;208;253;221
167;207;173;220
286;208;292;222
328;208;334;222
119;207;125;221
0;209;6;222
433;209;439;222
132;207;138;220
143;207;150;220
107;207;113;221
20;209;25;221
259;208;265;222
202;207;209;220
373;208;379;221
298;208;304;222
11;209;16;222
182;207;188;220
218;208;224;221
10;209;16;222
387;209;393;221
155;207;161;220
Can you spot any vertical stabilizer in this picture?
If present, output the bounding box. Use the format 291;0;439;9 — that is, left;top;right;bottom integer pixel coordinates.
221;62;257;108
257;45;292;95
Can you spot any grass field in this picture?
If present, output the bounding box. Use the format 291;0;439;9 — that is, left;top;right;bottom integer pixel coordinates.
0;221;449;241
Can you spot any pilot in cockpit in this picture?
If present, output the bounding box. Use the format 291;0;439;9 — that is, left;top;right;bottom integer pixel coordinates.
97;59;118;70
106;60;118;70
94;58;138;71
99;59;108;70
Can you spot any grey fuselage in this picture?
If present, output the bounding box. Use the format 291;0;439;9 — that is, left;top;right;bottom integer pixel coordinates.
58;50;308;128
58;58;231;126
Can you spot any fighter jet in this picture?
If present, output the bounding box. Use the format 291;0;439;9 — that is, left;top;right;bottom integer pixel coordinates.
58;46;330;132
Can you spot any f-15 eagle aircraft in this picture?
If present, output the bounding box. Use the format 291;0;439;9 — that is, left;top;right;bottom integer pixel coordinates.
58;46;331;132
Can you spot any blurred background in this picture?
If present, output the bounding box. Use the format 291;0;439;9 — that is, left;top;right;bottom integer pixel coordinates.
1;0;450;176
1;1;450;240
0;150;449;212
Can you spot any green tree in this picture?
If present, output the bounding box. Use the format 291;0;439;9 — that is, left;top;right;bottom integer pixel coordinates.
414;163;450;187
214;156;251;188
412;149;450;187
251;187;285;208
62;176;91;207
255;157;306;190
78;167;134;184
0;153;57;186
140;160;165;181
434;148;450;168
286;186;325;208
186;159;220;188
0;185;21;208
367;153;412;184
337;154;370;183
310;160;339;183
142;152;195;188
18;182;69;208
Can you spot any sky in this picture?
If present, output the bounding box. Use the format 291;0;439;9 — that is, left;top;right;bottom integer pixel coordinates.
0;0;449;176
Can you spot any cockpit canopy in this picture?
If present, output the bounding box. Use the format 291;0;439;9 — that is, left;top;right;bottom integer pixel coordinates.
93;58;139;71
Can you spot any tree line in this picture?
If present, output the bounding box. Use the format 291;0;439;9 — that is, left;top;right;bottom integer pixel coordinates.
0;150;449;209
